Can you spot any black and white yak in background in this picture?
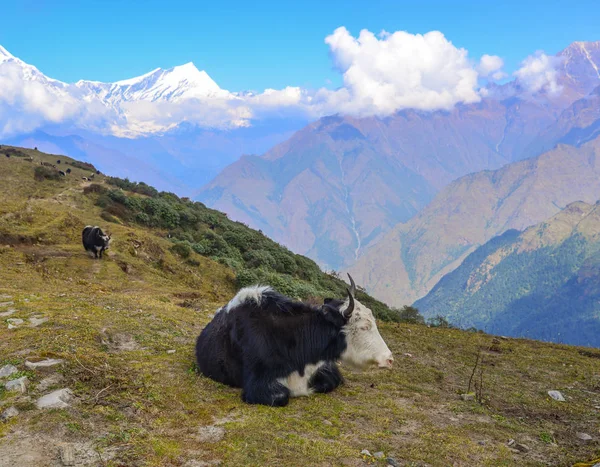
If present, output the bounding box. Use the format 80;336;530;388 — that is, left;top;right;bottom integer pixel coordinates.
82;225;111;259
195;274;394;407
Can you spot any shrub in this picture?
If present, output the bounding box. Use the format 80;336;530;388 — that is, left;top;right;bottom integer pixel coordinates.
397;305;425;324
34;166;60;181
83;183;108;195
428;315;452;328
171;242;192;259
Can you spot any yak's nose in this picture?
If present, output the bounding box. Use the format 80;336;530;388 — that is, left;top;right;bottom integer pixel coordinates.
378;353;394;369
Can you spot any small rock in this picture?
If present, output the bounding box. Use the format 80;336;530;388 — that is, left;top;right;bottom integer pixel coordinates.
25;358;64;369
461;393;475;401
36;388;74;409
403;353;413;358
548;390;566;402
5;376;28;393
0;295;12;299
59;444;76;466
478;441;486;446
323;419;333;426
166;349;176;354
0;364;18;378
29;317;48;327
7;318;24;329
0;406;19;421
37;374;65;392
197;425;225;443
374;451;385;459
360;449;372;457
576;432;593;441
386;458;400;467
0;308;16;317
515;443;530;453
507;439;515;446
0;301;14;307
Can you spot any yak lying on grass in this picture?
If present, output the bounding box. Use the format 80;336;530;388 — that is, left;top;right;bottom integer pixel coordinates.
195;274;393;407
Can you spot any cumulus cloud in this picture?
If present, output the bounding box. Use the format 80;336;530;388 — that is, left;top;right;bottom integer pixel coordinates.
477;54;507;80
0;29;565;136
322;27;482;115
514;51;563;94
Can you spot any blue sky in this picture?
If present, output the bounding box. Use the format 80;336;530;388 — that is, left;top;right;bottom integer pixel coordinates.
1;0;599;91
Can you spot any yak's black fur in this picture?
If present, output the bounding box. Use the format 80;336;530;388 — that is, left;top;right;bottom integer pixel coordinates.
82;225;110;259
195;289;349;406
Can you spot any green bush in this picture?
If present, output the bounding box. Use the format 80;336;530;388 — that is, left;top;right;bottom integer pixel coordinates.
34;166;60;181
396;305;425;324
170;242;192;259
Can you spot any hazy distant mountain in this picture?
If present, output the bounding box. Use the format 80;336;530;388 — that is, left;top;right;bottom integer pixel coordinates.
197;41;600;269
349;134;600;307
0;44;307;195
414;201;600;348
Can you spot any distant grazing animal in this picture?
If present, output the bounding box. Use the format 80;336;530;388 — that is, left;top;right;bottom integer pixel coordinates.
58;170;66;176
89;173;95;179
82;177;88;181
5;154;9;158
96;170;101;175
56;160;61;164
24;157;34;162
66;168;71;174
195;274;394;407
82;225;111;259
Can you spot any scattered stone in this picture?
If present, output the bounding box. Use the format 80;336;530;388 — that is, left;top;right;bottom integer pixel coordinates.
322;419;333;426
478;441;486;446
59;444;76;466
548;390;566;402
360;449;372;457
36;388;74;409
403;353;413;358
500;336;509;340
460;393;475;401
37;374;65;392
0;308;16;317
0;364;18;378
386;458;400;467
5;376;28;393
515;443;530;453
507;439;515;447
374;451;385;459
25;358;64;369
0;295;12;299
0;301;14;307
576;432;593;441
7;318;24;329
197;425;225;443
0;406;19;421
28;317;48;327
166;349;176;354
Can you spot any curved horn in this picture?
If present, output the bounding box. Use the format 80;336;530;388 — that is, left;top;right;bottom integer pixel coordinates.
343;288;355;319
347;273;357;297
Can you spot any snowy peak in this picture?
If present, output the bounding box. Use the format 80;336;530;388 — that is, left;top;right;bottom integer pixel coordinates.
74;61;227;105
558;41;600;92
0;44;14;61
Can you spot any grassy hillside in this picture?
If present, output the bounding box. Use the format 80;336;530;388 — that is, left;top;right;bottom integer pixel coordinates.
0;147;599;466
414;201;600;347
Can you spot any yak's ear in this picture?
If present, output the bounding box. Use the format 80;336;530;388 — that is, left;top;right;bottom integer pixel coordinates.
320;304;347;327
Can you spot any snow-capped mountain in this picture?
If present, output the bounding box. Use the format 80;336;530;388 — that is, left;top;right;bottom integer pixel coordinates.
74;62;232;107
0;44;241;136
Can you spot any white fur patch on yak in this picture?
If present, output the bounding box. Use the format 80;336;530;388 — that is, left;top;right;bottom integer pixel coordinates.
224;285;272;312
278;361;325;397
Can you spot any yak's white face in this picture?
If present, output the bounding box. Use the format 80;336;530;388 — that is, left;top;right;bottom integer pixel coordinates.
339;298;394;371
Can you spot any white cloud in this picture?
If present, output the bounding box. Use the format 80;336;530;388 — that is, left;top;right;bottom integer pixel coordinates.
321;27;482;115
514;51;563;94
477;54;507;80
